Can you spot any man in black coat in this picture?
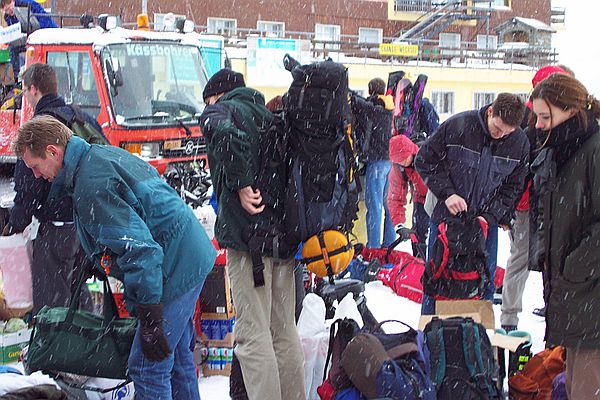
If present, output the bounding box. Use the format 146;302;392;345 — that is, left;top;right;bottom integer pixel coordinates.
2;63;101;314
416;93;528;315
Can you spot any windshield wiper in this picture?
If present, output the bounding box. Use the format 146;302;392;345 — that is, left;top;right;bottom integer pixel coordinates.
123;112;170;122
174;116;193;137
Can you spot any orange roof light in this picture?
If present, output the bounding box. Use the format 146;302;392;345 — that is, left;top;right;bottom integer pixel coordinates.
137;14;150;31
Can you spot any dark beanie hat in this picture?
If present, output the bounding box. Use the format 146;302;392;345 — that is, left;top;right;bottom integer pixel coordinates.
202;68;245;101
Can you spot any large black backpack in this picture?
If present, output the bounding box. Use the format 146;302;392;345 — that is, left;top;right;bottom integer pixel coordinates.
237;57;359;286
424;317;500;399
282;56;359;243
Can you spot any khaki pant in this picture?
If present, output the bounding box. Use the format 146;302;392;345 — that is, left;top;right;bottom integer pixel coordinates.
567;347;600;399
501;210;530;327
227;249;306;400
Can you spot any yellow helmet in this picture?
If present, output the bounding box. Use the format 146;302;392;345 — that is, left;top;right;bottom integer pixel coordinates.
301;230;354;281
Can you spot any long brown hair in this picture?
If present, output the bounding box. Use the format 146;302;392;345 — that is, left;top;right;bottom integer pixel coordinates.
529;74;600;133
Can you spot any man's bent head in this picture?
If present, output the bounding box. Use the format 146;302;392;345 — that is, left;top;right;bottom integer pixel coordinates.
13;115;72;181
487;93;525;139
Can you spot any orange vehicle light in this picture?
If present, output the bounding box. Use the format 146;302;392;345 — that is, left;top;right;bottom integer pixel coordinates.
123;143;142;154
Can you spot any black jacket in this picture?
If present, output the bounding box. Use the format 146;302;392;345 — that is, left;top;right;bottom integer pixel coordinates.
529;112;600;349
8;94;102;232
351;93;393;163
415;105;529;225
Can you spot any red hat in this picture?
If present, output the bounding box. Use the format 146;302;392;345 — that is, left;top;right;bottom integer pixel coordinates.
532;65;567;88
389;134;419;165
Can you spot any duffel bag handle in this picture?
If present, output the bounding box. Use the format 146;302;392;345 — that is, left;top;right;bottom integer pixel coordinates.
65;263;121;325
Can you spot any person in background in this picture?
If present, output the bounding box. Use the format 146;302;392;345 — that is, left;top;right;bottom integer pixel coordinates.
528;73;600;399
2;63;99;315
500;65;568;331
13;115;216;400
387;134;428;258
1;0;56;82
351;78;395;248
200;69;305;400
416;93;528;315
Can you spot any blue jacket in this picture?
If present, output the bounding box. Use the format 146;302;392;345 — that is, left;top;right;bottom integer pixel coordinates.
415;105;529;225
4;0;57;29
50;136;216;306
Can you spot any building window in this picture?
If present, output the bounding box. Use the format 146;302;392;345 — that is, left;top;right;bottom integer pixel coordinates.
315;23;341;50
431;91;455;115
477;35;498;50
257;21;285;37
492;0;510;7
358;27;383;44
474;92;496;109
207;18;237;36
394;0;433;12
439;33;460;48
515;92;529;103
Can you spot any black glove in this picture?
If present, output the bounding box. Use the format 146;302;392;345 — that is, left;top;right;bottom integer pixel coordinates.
136;303;171;362
395;224;414;242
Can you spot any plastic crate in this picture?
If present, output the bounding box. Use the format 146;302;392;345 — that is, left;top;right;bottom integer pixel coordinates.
0;50;10;64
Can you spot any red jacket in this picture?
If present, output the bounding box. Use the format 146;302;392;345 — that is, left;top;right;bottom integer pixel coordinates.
387;135;428;225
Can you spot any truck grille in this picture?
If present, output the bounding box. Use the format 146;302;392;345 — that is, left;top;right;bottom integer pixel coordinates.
161;137;207;157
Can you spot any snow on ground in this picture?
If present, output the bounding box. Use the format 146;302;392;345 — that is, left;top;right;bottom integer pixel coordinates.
198;229;548;398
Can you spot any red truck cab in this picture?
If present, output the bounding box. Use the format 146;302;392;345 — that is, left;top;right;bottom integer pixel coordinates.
0;25;211;175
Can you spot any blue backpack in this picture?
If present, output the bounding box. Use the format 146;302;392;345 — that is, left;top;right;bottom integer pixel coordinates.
340;320;436;400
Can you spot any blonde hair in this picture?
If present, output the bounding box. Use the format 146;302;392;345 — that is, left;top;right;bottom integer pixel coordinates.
13;115;72;158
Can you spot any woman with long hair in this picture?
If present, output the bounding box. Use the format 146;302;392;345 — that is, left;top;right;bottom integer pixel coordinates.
528;73;600;398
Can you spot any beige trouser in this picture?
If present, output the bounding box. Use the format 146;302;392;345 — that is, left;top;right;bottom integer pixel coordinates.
566;347;600;399
227;249;306;400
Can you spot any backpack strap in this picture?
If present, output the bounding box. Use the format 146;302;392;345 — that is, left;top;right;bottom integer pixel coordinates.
425;318;446;388
432;221;450;281
461;320;497;398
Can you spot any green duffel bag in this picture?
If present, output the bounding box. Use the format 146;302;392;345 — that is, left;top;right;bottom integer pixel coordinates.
27;267;137;379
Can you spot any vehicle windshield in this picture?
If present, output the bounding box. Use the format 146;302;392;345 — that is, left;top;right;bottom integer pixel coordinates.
101;42;208;126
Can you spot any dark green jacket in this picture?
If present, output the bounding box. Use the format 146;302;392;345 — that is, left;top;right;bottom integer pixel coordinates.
531;113;600;349
201;87;282;250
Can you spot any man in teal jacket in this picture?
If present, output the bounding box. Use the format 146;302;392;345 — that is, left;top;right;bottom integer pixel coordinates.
13;115;216;400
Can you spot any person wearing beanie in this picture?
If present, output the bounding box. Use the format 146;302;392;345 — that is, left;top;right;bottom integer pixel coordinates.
351;77;396;249
199;69;306;400
202;68;245;103
415;93;529;315
387;134;429;257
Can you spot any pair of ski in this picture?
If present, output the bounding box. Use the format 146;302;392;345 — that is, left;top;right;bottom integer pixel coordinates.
387;71;428;138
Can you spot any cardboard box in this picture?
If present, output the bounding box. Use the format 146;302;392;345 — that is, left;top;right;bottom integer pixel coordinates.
0;328;31;364
202;362;232;377
200;331;235;348
0;298;30;320
418;300;495;330
199;265;235;317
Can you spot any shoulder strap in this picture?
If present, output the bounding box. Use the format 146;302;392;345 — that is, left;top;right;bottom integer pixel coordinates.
461;320;498;398
323;319;340;382
425;318;446;388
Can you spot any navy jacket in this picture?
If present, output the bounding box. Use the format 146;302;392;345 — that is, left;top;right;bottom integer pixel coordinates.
415;105;529;225
351;93;393;163
8;94;90;231
4;0;57;29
